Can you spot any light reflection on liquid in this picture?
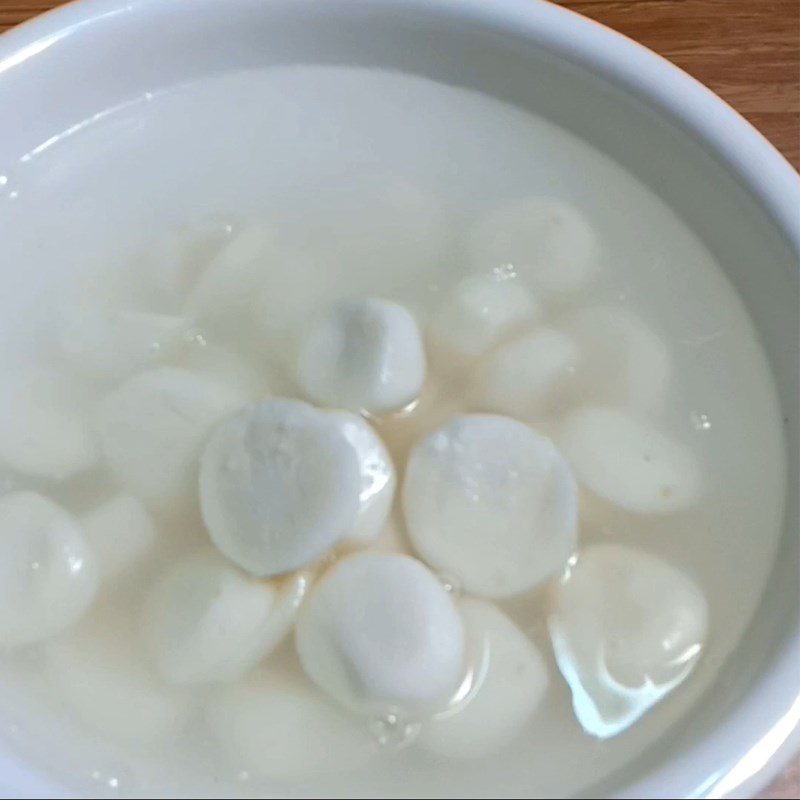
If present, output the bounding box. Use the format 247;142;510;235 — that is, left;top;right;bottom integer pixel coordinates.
431;628;492;723
549;620;705;739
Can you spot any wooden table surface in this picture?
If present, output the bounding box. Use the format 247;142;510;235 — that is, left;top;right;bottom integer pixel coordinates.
1;0;799;798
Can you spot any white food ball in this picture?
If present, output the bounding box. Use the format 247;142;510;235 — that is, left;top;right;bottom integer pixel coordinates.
254;181;445;360
295;175;447;285
0;366;97;480
296;298;426;414
45;619;191;746
558;305;671;411
0;491;97;647
81;495;157;583
428;273;538;370
97;367;247;508
353;179;446;272
558;406;702;515
178;343;272;401
421;599;548;759
295;553;465;713
252;246;342;360
403;415;578;598
140;217;236;306
200;399;361;577
144;550;308;685
185;222;276;323
57;306;188;381
472;327;580;419
549;543;708;738
328;411;396;545
468;197;598;296
208;671;374;780
138;229;193;306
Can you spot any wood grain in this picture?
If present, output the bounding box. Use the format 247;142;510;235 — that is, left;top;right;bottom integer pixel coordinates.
0;0;799;797
551;0;800;169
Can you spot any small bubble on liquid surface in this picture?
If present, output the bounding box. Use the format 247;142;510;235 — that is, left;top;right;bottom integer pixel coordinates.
368;710;422;750
438;572;462;598
88;767;131;798
691;411;712;431
492;263;517;281
183;327;208;348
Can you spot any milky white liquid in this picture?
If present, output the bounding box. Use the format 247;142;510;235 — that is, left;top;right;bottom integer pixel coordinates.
0;67;785;798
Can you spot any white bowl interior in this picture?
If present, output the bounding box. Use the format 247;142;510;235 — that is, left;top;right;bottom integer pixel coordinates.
0;0;797;796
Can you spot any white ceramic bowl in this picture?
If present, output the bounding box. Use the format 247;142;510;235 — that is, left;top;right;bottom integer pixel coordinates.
0;1;798;797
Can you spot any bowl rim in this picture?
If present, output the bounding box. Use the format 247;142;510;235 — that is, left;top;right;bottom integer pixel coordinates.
1;1;799;797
